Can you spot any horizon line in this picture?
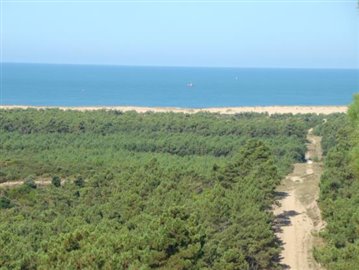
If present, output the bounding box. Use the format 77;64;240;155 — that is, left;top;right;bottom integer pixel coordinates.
2;61;359;70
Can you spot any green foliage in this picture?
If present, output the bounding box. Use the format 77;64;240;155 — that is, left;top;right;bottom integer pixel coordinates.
0;196;12;209
24;177;37;189
313;113;348;156
348;93;359;124
0;109;321;269
52;176;61;187
314;99;359;270
74;176;85;188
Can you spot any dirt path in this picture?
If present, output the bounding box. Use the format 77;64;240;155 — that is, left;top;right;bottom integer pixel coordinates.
273;129;325;270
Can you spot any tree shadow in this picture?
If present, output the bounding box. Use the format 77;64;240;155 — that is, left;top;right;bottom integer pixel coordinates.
272;253;291;270
272;191;302;269
273;209;301;270
279;262;291;269
274;191;289;200
273;210;301;233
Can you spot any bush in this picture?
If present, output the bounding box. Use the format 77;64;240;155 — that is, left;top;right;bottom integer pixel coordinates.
51;176;61;187
24;178;37;189
0;196;12;209
74;176;84;188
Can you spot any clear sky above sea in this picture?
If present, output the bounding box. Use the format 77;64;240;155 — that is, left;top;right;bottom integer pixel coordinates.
2;0;359;68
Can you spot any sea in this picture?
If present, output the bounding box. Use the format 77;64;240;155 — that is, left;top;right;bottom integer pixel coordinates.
2;63;359;107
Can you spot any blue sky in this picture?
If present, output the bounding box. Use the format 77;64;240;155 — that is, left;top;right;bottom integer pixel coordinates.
2;1;359;68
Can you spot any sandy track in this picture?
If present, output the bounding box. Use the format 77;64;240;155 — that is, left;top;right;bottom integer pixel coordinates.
273;130;324;270
0;105;347;115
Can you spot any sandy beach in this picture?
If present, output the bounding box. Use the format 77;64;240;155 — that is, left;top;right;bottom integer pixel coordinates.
0;105;347;115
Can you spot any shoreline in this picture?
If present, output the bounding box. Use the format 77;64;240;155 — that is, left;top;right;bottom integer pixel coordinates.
0;105;347;115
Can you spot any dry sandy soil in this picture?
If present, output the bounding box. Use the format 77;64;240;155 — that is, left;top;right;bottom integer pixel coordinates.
273;129;325;270
0;105;347;115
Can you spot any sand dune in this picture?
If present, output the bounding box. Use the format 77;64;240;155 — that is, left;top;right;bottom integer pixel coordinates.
0;105;347;115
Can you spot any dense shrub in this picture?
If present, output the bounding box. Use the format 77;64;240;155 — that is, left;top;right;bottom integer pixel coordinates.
0;109;322;269
314;96;359;270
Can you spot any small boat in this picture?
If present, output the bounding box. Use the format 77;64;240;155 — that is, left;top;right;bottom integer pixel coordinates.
186;82;193;88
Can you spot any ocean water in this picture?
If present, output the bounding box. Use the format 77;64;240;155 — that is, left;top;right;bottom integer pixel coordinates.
2;63;359;107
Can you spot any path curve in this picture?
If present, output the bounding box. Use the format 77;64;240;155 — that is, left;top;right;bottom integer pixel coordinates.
273;129;325;270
